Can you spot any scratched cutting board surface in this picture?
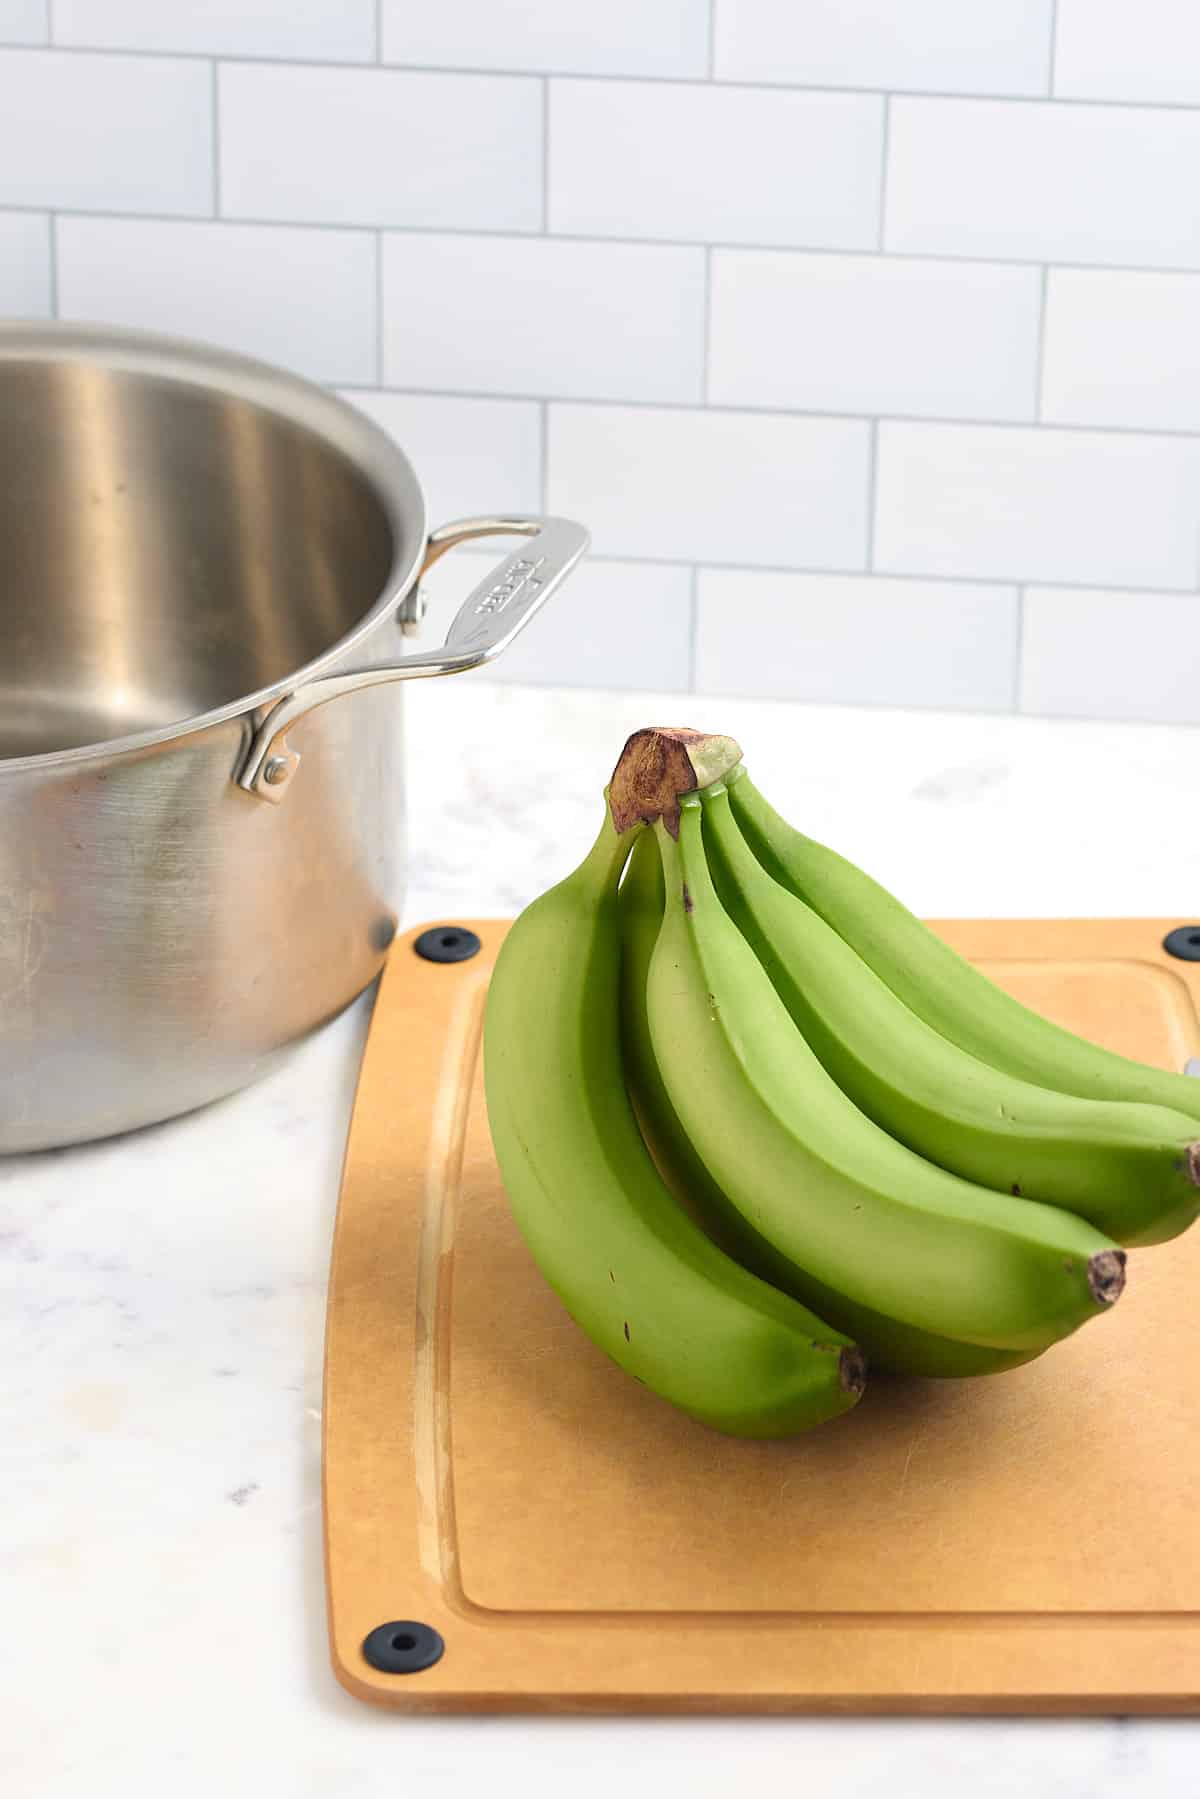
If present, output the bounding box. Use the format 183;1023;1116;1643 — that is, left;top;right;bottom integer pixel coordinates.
323;918;1200;1713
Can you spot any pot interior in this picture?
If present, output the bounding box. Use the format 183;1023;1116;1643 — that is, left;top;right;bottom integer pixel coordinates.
0;355;397;759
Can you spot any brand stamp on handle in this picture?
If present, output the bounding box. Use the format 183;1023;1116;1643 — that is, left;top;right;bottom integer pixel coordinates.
474;556;547;617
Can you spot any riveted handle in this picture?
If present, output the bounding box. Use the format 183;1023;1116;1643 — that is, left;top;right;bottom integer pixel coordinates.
237;514;588;802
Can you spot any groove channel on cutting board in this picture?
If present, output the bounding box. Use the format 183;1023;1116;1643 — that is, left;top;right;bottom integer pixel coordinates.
412;972;488;1619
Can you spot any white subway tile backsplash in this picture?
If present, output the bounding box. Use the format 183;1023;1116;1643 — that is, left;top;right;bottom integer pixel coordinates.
335;389;542;525
887;97;1200;269
875;422;1200;590
56;216;376;384
382;234;704;403
548;404;871;567
696;570;1019;710
419;550;693;690
549;79;883;249
482;557;693;690
53;0;375;61
710;251;1040;422
0;211;51;314
715;0;1053;98
0;49;211;215
219;64;542;231
0;1;45;44
1021;588;1200;725
1;3;1199;727
1055;1;1200;106
382;0;710;78
1042;268;1200;433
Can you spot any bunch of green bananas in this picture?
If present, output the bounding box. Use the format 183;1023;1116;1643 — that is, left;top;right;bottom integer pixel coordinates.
484;729;1200;1438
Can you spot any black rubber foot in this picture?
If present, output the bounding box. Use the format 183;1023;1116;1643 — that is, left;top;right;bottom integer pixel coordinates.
361;1620;445;1674
413;925;481;964
1163;926;1200;962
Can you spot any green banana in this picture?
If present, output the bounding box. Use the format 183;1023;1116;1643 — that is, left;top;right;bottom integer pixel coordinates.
699;783;1200;1248
726;763;1200;1127
620;829;1038;1377
647;799;1127;1354
483;793;866;1438
618;829;734;1235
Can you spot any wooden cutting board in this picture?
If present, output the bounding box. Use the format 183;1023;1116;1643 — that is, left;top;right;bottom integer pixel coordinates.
323;916;1200;1714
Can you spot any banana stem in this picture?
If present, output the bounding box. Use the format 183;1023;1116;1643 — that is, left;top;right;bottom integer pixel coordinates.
574;793;643;894
609;726;742;837
654;796;720;913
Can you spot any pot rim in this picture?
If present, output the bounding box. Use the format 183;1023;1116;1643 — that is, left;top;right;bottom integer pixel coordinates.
0;319;428;777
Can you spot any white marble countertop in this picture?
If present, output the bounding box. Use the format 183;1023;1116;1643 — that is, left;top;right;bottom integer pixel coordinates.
5;680;1200;1798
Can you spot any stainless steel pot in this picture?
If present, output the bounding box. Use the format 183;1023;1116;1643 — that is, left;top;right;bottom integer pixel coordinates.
0;322;587;1153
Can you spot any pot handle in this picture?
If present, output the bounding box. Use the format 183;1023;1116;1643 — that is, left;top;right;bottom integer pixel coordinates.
237;514;588;802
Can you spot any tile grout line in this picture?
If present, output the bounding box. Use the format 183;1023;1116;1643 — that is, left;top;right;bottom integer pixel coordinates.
329;380;1200;447
410;543;1200;603
210;59;220;217
876;93;891;251
864;419;879;570
374;0;383;63
7;41;1200;115
44;0;54;43
707;0;717;78
474;675;1179;731
13;201;1200;285
688;567;700;691
1046;0;1060;95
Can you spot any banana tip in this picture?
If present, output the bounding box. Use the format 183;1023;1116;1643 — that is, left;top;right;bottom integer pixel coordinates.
838;1345;867;1397
1186;1142;1200;1188
1087;1248;1127;1307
